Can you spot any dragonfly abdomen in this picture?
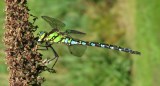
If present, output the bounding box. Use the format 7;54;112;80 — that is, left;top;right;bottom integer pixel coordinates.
86;42;140;55
62;37;140;55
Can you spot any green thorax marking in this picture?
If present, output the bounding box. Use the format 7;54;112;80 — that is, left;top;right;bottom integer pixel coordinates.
45;32;58;41
44;31;65;43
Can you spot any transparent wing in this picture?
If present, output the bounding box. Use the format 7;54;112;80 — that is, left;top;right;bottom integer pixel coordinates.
68;45;87;57
65;30;86;38
41;16;65;29
65;30;86;35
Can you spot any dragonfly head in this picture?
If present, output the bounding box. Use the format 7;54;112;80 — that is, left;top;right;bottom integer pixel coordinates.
37;31;47;43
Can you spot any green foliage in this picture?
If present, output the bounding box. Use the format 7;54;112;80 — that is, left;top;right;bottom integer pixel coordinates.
133;0;160;86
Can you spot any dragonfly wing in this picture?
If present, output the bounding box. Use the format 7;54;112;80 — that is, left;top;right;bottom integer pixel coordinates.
65;30;86;39
65;30;86;35
41;16;65;29
68;45;87;57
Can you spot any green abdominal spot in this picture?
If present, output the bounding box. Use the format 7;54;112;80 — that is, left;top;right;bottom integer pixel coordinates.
54;35;63;43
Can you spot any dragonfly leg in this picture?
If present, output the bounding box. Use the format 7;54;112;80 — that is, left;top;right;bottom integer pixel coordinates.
37;42;52;50
48;45;59;68
37;45;49;50
37;47;49;50
37;43;59;68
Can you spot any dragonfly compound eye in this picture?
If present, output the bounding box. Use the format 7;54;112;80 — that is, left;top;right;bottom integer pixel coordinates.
37;31;44;36
37;31;47;42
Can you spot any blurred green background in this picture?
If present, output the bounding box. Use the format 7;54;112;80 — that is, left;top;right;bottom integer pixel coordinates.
0;0;160;86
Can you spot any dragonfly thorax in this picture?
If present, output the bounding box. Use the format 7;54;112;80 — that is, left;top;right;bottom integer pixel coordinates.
44;31;66;44
37;29;67;44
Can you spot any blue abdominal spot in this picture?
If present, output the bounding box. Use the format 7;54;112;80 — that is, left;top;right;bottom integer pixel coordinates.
65;38;69;43
71;40;78;44
90;42;95;46
82;41;86;45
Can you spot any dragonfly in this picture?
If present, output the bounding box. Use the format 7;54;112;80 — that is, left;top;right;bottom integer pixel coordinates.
36;16;141;68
